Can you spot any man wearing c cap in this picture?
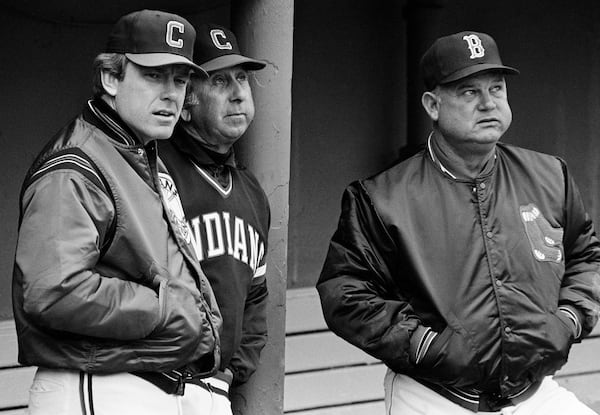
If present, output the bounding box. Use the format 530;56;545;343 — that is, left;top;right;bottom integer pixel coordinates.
317;31;600;414
12;9;224;415
159;23;270;414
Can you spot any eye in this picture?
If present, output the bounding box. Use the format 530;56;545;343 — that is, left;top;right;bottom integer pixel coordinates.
212;75;227;86
145;71;161;80
491;84;504;94
175;75;190;86
237;71;249;83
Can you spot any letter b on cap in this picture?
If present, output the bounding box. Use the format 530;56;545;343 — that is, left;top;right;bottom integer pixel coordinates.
166;21;185;48
462;34;485;59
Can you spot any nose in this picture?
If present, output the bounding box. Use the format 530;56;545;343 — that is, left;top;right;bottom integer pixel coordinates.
478;90;496;111
229;79;247;102
161;76;182;102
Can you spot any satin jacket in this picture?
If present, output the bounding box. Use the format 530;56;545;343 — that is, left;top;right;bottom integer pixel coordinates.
317;142;600;410
12;99;222;377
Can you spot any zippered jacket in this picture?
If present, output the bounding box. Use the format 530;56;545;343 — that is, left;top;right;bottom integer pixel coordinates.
12;99;222;376
317;142;600;409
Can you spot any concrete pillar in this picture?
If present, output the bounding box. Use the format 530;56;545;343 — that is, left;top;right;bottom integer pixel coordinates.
230;1;294;414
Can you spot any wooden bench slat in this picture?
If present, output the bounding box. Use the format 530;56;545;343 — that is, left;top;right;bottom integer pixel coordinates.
285;331;378;374
556;337;600;377
285;400;385;415
0;320;18;368
556;373;600;412
284;364;386;412
0;367;35;410
0;410;27;415
286;287;326;334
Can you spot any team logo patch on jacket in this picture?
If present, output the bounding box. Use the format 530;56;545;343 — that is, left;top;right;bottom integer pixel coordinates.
159;172;193;244
520;203;564;263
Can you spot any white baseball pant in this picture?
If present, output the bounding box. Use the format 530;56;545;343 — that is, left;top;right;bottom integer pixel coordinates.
27;368;233;415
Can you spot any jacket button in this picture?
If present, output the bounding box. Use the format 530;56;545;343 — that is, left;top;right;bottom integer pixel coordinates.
495;279;503;287
479;182;486;189
504;326;512;334
486;231;493;238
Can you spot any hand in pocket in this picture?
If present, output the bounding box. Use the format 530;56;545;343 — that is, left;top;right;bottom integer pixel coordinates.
417;325;481;387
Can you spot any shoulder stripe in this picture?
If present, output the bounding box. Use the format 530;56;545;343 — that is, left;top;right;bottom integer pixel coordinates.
27;149;106;192
22;147;117;257
32;154;103;184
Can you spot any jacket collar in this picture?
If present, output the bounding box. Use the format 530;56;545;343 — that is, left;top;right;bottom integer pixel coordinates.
173;123;237;169
427;131;496;180
83;98;140;146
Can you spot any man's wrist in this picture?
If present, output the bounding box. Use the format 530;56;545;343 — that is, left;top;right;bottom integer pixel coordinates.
410;325;438;364
558;305;582;339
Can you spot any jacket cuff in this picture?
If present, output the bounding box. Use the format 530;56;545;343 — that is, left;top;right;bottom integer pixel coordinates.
409;325;438;364
558;305;582;339
218;368;234;385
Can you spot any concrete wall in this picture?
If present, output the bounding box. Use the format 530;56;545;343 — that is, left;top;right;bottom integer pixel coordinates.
288;0;600;289
288;0;408;288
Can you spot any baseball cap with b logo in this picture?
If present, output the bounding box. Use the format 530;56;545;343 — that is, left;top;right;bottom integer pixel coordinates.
105;9;207;76
193;23;266;73
420;31;519;90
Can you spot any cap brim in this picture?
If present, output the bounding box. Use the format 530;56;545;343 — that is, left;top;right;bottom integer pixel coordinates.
201;54;267;73
441;63;519;85
125;53;208;78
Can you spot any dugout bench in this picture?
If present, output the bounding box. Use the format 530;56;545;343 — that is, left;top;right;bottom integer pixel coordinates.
0;287;599;414
284;287;600;414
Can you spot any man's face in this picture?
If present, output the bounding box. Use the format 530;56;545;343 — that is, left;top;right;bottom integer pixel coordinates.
187;65;255;152
113;61;191;142
433;71;512;153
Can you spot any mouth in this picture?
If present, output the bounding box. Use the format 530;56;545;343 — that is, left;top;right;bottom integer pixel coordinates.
153;110;176;120
477;118;500;126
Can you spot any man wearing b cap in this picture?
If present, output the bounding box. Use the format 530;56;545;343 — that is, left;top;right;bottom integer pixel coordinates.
159;23;270;413
12;10;224;415
317;31;600;414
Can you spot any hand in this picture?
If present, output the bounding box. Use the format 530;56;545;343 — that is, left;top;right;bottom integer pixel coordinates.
413;325;481;388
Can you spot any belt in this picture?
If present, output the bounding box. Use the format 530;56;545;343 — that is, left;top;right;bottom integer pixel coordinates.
189;375;230;397
133;370;230;397
478;380;542;412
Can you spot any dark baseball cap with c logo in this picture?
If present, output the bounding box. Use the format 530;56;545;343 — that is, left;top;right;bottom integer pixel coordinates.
193;23;267;73
105;9;207;76
420;31;519;90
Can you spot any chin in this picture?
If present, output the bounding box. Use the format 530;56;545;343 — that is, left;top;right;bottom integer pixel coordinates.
152;127;176;141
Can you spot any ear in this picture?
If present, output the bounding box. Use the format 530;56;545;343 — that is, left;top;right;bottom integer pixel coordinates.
100;70;120;98
421;91;440;122
180;108;191;122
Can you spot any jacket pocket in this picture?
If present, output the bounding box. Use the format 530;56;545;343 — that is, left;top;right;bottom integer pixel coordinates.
414;325;481;388
528;312;573;380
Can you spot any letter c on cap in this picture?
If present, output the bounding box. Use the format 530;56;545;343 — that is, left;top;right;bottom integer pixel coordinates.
166;21;185;49
210;29;232;50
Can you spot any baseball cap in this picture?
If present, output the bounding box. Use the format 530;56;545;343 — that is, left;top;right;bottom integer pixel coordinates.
420;31;519;90
105;9;207;76
193;23;267;73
